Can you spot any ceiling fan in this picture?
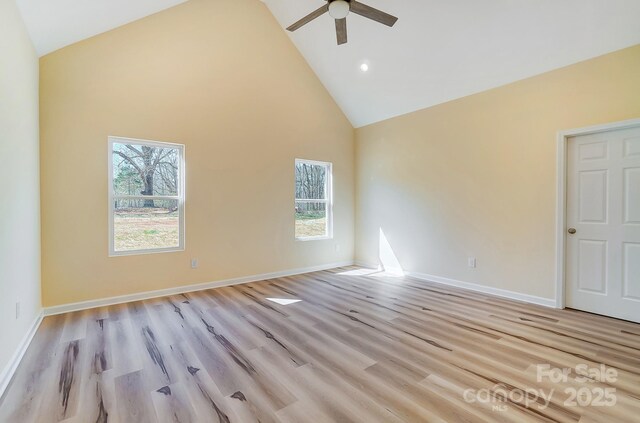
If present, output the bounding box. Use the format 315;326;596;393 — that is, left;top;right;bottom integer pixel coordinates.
286;0;398;45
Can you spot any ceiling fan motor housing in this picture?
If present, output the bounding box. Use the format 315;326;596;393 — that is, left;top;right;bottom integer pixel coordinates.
286;0;397;46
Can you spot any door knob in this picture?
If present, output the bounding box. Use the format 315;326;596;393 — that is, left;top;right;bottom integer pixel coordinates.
568;228;577;234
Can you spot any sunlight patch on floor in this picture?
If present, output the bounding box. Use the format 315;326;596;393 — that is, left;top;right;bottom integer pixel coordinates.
337;268;381;276
266;298;302;305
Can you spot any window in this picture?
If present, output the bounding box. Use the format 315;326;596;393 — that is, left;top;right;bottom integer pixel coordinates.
295;159;332;240
108;137;185;256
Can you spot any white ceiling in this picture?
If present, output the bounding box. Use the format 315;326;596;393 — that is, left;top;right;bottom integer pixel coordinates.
16;0;188;56
15;0;640;127
263;0;640;127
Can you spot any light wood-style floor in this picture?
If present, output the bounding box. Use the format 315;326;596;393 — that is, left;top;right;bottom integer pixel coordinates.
1;267;639;422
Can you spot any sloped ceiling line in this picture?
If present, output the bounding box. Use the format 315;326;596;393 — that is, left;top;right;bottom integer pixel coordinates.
17;0;640;127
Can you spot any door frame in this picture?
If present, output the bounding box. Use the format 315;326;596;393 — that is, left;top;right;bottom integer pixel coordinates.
555;118;640;309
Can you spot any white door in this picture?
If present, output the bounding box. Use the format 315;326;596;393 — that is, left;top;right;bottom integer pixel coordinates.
566;125;640;323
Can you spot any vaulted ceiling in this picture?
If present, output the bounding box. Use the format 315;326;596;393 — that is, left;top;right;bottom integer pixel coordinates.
263;0;640;127
16;0;188;57
16;0;640;127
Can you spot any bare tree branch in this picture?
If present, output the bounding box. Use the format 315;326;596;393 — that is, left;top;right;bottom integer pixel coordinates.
124;144;143;158
114;150;144;176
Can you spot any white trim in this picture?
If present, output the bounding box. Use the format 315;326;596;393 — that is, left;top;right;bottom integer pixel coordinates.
295;158;333;168
406;271;557;308
108;136;186;257
0;310;44;399
295;236;333;242
355;259;554;307
111;195;180;200
107;135;184;150
44;261;354;316
555;118;640;309
354;259;382;269
295;199;328;203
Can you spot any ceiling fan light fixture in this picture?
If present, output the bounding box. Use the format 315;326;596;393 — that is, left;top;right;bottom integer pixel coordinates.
286;0;397;46
329;0;350;19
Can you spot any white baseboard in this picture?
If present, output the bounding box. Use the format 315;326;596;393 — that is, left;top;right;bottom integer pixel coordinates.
405;271;557;308
354;259;381;269
355;259;555;308
0;310;44;399
44;260;355;316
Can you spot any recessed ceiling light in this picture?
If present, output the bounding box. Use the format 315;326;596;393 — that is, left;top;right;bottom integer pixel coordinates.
360;63;369;72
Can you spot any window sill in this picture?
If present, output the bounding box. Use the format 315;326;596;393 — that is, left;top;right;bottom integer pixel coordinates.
109;246;184;257
295;236;333;242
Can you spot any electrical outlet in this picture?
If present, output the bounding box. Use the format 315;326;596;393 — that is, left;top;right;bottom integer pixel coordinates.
335;244;341;252
16;301;20;320
191;258;199;269
468;257;477;268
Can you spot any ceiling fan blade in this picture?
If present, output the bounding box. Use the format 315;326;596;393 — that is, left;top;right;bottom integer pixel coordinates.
349;1;398;27
335;18;347;45
286;4;330;31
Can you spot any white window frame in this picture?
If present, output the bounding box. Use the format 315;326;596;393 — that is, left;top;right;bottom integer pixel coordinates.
294;158;333;241
108;136;185;256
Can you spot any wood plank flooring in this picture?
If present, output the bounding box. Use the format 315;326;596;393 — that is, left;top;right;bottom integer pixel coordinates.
1;267;639;422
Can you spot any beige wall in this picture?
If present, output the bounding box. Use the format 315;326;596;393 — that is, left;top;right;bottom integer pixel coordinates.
0;0;41;383
40;0;355;307
356;45;640;300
